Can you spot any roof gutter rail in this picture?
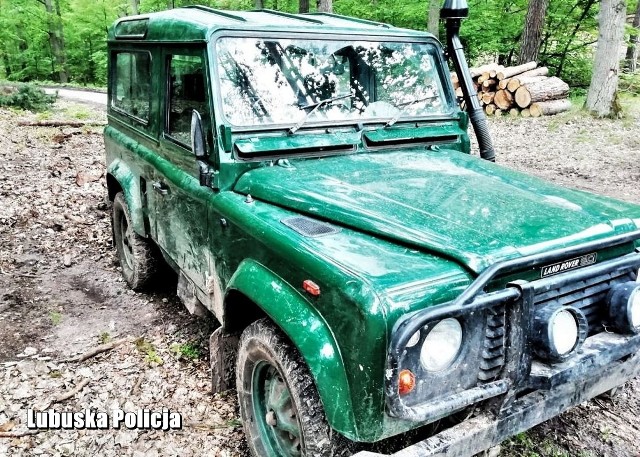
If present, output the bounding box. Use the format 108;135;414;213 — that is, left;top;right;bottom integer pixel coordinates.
181;5;247;22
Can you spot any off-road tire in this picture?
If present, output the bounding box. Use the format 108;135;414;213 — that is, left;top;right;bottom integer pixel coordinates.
237;318;355;457
112;192;160;290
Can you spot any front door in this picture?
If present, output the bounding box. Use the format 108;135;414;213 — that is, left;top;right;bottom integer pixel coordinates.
150;48;213;291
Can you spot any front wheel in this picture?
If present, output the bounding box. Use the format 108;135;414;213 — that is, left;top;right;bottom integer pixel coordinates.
236;319;353;457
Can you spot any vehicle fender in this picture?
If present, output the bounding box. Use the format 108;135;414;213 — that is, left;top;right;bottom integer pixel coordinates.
226;258;359;438
106;159;146;236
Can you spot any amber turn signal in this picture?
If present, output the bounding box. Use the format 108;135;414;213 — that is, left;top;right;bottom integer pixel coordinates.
303;280;321;296
398;369;416;395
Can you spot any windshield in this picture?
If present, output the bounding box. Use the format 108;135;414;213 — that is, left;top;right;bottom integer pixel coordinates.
215;37;451;128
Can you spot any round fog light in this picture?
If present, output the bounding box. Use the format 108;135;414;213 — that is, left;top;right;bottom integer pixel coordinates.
608;282;640;334
532;305;588;362
420;318;463;372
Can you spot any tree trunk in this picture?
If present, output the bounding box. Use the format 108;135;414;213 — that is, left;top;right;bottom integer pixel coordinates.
624;1;640;72
519;0;550;64
130;0;139;15
255;0;264;8
427;0;440;37
585;0;627;117
44;0;68;84
317;0;332;13
299;0;310;13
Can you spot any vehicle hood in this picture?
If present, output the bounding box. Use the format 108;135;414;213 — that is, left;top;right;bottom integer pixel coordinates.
234;149;640;273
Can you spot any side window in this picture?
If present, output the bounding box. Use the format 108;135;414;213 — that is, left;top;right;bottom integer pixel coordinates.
167;54;208;147
112;52;151;122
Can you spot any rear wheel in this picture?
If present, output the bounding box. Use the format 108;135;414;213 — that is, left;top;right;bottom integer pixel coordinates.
112;192;160;290
236;319;353;457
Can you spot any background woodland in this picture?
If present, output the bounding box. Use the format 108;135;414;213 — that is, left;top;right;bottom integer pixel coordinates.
0;0;638;115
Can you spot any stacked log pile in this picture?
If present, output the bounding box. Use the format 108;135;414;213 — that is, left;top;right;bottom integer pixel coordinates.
451;62;572;117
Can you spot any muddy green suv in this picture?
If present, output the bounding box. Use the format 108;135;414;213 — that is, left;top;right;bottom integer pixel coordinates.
105;5;640;456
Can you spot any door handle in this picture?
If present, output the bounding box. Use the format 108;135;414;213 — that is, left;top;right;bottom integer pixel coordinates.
153;182;169;196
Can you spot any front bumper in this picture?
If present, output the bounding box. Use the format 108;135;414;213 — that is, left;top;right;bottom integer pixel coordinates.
355;332;640;457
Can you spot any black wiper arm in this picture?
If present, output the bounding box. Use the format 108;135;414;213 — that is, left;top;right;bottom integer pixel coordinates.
384;95;439;128
289;93;353;135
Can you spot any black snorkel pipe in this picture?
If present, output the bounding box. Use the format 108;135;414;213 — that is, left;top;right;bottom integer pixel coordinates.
441;0;496;162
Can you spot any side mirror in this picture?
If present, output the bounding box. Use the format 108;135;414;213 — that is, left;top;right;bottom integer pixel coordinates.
191;110;207;160
191;110;212;187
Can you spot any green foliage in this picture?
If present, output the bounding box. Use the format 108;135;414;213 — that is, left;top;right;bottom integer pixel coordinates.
0;83;57;111
170;342;201;360
620;73;640;97
0;0;636;91
135;337;164;365
48;310;63;325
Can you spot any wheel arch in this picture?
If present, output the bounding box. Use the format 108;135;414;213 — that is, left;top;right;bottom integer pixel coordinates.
106;159;146;236
224;258;359;440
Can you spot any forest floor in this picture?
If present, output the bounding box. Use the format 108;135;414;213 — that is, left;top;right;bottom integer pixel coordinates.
0;96;639;457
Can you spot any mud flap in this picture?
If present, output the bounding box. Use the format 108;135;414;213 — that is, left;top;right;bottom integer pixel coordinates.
209;327;240;393
177;272;209;318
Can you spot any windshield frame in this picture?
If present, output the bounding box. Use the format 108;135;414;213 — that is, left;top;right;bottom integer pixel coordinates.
208;31;458;133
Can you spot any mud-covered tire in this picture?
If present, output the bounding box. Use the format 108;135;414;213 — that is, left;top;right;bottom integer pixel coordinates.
112;192;160;290
237;318;354;457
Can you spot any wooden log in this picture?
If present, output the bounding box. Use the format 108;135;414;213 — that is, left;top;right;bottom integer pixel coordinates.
529;99;572;117
497;79;509;90
494;89;514;110
482;92;495;104
529;106;542;117
18;120;106;127
509;108;520;117
514;76;570;108
497;61;538;80
521;108;531;117
470;63;503;79
494;109;503;116
482;78;497;90
516;66;549;79
485;104;497;115
477;73;490;84
455;87;464;98
507;75;548;93
506;79;521;93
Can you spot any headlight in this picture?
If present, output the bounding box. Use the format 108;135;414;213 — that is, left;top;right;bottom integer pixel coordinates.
420;318;463;372
607;281;640;334
532;305;588;362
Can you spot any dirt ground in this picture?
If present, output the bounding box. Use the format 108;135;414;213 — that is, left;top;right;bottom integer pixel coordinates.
0;97;639;457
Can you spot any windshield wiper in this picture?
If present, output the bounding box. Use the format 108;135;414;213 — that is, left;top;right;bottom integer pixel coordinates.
288;93;354;135
384;95;439;128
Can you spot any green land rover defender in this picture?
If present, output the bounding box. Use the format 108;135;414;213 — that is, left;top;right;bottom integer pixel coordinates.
105;3;640;456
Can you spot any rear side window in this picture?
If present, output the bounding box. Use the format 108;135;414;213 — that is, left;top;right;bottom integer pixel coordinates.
112;52;151;122
167;54;207;146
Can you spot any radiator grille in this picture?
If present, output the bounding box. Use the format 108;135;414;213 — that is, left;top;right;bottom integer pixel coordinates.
281;216;341;238
534;269;636;334
478;267;636;382
478;304;507;382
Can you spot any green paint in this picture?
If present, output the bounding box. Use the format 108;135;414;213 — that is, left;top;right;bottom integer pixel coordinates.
105;7;640;445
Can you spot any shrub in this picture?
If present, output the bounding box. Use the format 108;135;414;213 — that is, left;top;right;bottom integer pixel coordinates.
0;83;57;112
